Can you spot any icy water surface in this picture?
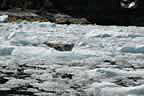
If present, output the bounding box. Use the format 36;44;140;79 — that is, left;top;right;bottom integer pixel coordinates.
0;22;144;96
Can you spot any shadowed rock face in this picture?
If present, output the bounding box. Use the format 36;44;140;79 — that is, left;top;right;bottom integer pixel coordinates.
0;0;54;10
0;0;144;25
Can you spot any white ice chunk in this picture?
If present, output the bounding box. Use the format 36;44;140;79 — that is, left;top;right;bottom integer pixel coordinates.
121;46;144;54
0;15;8;23
0;46;14;56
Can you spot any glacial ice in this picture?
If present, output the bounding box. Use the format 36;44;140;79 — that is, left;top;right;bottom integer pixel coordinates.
0;22;144;96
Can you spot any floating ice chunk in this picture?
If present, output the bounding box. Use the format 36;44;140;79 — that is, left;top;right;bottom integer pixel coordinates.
8;31;43;46
121;46;144;53
11;40;33;46
33;22;56;31
94;68;129;79
12;46;49;58
11;46;97;63
101;85;144;96
89;82;118;88
84;29;122;39
0;46;14;56
121;47;137;53
87;83;144;96
85;30;111;38
127;34;144;38
86;82;118;96
7;32;16;40
128;85;144;95
0;15;8;23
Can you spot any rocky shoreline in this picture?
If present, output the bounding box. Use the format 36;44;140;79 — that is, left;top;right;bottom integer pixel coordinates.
0;10;89;24
1;0;144;25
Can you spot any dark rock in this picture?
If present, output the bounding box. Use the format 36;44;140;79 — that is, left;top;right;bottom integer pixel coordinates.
61;73;74;79
104;60;116;65
0;77;8;84
0;0;144;25
44;42;74;51
55;17;89;24
113;77;141;87
0;90;35;96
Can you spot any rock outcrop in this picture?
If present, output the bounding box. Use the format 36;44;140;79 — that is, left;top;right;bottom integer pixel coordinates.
1;0;144;25
0;21;144;96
